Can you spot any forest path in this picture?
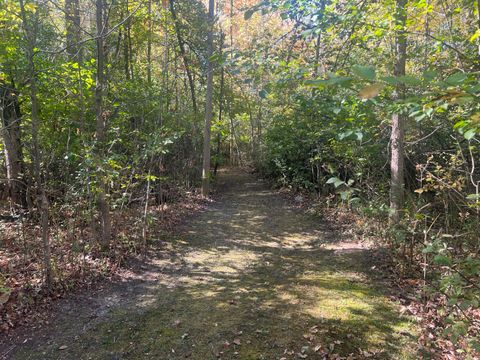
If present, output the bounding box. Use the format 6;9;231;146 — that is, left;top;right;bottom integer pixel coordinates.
5;169;417;359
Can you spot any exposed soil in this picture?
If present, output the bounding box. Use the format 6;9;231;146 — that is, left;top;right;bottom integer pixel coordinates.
0;169;418;359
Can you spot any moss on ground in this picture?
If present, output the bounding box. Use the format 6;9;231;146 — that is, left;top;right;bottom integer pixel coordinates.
12;170;418;359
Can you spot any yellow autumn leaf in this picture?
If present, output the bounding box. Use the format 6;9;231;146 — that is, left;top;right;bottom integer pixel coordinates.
24;2;36;12
470;29;480;42
358;83;384;100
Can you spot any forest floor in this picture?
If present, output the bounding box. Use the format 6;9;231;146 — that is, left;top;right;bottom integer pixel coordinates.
1;169;418;359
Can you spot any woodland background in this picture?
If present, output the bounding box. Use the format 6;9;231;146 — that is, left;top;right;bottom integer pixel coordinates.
0;0;479;355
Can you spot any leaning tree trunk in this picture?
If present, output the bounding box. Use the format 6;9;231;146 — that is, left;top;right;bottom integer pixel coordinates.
95;0;112;249
390;0;408;224
0;82;25;209
201;0;215;197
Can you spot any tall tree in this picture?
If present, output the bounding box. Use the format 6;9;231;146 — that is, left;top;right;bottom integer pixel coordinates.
201;0;215;197
95;0;112;248
389;0;408;224
18;0;52;288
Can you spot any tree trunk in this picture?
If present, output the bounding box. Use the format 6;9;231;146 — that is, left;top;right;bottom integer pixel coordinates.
228;0;234;165
0;82;25;209
213;33;225;176
18;0;52;289
147;0;152;85
169;0;197;114
65;0;81;59
390;0;408;224
65;0;86;132
477;0;480;61
314;32;321;77
201;0;215;197
95;0;112;249
122;1;133;81
256;102;262;164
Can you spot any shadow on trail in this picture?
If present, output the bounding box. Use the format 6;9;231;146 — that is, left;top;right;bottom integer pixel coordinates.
9;169;417;360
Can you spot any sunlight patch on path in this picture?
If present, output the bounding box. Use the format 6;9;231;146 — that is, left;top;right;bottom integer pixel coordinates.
9;169;418;360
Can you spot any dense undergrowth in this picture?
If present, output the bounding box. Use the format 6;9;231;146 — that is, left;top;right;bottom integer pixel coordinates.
265;154;480;356
0;188;206;331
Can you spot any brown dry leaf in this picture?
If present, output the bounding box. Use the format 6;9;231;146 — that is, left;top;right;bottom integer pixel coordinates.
303;334;314;341
58;345;68;350
358;83;384;99
0;292;10;305
233;338;241;345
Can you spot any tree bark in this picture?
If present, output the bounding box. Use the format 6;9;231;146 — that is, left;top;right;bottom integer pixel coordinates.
65;0;86;132
201;0;215;197
65;0;81;59
18;0;52;289
147;0;152;85
214;34;225;176
476;0;480;62
314;32;321;77
122;1;133;81
169;0;197;113
390;0;408;224
95;0;112;249
0;82;25;209
229;0;234;165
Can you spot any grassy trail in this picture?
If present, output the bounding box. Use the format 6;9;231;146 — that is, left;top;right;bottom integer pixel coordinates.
7;169;417;359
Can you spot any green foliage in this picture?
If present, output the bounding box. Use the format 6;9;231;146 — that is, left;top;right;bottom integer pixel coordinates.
243;0;480;352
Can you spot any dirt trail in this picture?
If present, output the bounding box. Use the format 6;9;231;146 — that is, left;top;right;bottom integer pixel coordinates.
2;169;417;359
